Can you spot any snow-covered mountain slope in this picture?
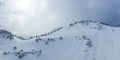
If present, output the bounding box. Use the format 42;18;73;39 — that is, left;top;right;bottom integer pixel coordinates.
0;20;120;60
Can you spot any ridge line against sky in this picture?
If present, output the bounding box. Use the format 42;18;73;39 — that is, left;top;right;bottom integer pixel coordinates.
0;0;120;36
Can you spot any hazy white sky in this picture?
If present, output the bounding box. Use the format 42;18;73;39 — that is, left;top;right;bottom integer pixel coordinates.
0;0;120;36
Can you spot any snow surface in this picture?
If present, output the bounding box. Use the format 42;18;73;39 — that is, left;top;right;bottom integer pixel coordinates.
0;20;120;60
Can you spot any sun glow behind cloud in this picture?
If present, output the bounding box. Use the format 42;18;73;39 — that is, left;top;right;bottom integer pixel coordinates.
8;0;36;15
3;0;61;36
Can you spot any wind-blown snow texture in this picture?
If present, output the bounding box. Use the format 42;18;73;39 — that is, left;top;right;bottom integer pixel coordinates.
0;20;120;60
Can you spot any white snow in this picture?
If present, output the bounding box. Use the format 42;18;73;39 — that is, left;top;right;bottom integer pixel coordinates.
0;20;120;60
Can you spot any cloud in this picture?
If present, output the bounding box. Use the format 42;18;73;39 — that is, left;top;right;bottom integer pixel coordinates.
88;0;120;25
0;0;120;36
46;0;120;25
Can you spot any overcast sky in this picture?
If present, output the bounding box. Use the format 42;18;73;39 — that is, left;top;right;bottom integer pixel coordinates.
0;0;120;36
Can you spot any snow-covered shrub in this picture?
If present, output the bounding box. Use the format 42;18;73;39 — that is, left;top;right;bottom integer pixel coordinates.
13;46;17;51
0;30;14;40
35;38;43;42
47;38;55;41
3;49;42;59
82;35;87;40
69;23;74;27
86;40;93;47
59;37;63;40
3;51;10;55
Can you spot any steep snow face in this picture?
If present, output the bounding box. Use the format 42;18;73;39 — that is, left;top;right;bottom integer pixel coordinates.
0;20;120;60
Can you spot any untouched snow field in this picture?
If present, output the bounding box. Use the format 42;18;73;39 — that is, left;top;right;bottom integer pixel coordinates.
0;20;120;60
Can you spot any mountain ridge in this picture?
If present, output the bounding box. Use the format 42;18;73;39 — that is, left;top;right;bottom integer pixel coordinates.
0;20;118;40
